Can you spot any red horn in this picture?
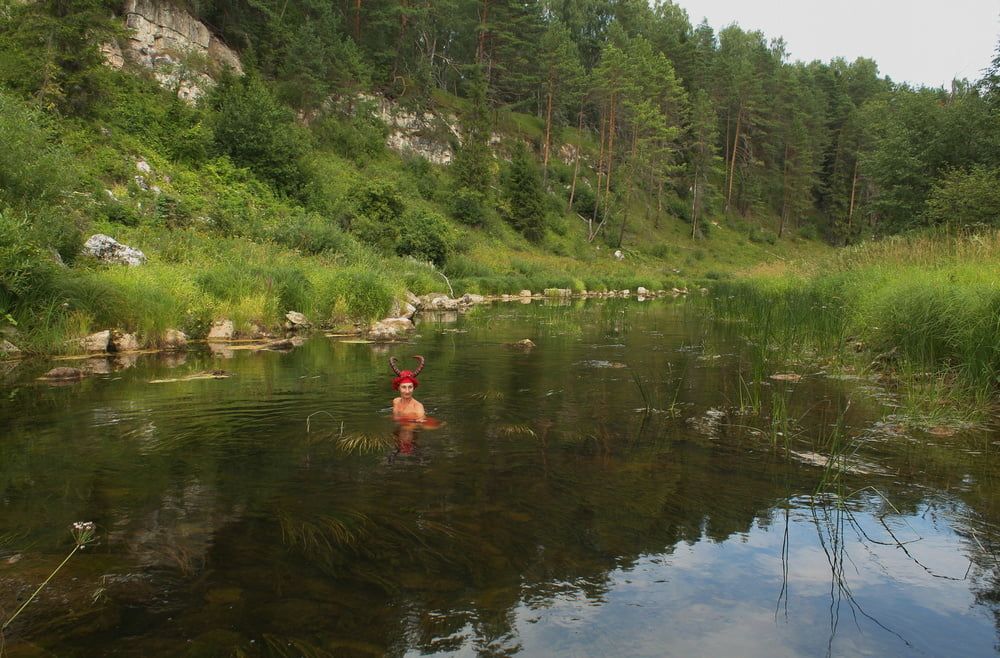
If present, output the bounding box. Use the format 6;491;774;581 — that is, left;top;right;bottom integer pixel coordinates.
389;357;402;375
412;355;425;376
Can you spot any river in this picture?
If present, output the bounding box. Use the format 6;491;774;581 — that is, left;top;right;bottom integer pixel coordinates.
1;298;998;657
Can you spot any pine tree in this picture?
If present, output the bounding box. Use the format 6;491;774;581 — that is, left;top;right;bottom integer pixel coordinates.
505;142;545;241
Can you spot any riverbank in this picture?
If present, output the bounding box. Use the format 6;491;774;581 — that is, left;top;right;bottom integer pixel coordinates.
707;229;1000;424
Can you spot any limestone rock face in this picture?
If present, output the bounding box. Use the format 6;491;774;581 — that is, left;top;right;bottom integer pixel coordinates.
117;0;243;102
163;329;188;349
368;317;414;341
357;94;458;165
83;234;147;266
110;331;141;352
80;330;111;353
207;319;234;341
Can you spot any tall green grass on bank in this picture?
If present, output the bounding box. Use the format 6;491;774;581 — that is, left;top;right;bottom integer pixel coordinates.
709;230;1000;411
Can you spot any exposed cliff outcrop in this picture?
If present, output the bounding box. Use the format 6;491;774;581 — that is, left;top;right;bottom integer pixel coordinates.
356;94;460;165
105;0;242;102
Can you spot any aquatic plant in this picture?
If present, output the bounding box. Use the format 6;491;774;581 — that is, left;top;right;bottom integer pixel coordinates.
338;432;394;454
2;521;96;633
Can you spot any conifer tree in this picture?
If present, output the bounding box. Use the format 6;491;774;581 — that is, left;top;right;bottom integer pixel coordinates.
504;142;545;241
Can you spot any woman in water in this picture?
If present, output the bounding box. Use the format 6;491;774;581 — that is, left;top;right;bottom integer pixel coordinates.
390;355;426;421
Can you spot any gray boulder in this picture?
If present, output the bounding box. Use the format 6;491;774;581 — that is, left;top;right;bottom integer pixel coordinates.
163;329;188;349
80;330;111;353
207;319;234;341
110;331;140;352
367;317;414;341
284;311;311;331
83;234;147;266
0;340;21;358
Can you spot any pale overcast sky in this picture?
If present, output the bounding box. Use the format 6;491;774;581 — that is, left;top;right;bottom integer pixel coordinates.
676;0;1000;88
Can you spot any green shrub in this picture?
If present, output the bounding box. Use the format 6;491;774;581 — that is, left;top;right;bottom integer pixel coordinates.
335;269;393;320
350;179;404;225
314;108;388;161
396;208;454;266
0;211;56;312
403;155;442;201
450;186;487;227
209;73;310;196
268;210;362;256
749;226;778;245
924;166;1000;231
444;254;495;278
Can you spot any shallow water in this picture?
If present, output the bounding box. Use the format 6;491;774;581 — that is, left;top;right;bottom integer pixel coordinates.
2;299;999;657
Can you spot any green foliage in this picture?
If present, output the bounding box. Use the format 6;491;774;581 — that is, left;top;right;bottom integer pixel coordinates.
0;211;56;311
347;180;405;251
329;269;394;320
267;210;363;257
314;105;387;161
0;91;78;207
396;208;454;266
503;143;545;241
0;0;120;114
209;74;310;196
923;166;1000;231
748;226;777;245
450;187;488;227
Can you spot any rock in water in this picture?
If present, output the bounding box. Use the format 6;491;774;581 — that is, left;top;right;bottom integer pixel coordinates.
207;319;234;341
80;330;111;353
82;234;147;266
110;330;140;352
39;367;86;381
368;317;414;341
162;329;188;349
0;340;21;357
284;311;310;331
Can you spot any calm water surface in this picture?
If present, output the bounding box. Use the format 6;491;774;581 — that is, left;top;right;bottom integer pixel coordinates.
2;299;999;657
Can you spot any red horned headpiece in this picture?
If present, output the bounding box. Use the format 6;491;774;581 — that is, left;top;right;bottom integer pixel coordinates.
389;355;425;390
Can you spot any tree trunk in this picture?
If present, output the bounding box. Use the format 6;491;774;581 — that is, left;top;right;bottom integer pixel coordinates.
601;91;616;222
593;110;608;227
779;143;790;238
691;168;699;239
542;82;554;186
354;0;361;42
566;107;584;213
476;0;490;65
726;108;741;212
847;158;859;232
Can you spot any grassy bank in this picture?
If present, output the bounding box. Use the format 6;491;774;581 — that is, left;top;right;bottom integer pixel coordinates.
707;230;1000;420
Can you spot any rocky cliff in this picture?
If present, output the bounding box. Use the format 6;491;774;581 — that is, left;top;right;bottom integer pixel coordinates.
103;0;242;102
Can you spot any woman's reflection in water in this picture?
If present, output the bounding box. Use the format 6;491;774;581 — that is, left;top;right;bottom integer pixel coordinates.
387;422;420;463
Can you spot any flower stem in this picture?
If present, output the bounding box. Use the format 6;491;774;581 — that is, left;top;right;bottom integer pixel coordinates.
2;545;80;631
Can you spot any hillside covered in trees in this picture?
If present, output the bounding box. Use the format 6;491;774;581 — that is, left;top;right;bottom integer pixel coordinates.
1;0;999;352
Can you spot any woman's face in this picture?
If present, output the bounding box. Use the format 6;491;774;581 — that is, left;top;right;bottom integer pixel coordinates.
399;382;414;398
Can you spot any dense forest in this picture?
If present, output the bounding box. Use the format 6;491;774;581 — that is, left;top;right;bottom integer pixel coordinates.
0;0;999;350
167;0;1000;239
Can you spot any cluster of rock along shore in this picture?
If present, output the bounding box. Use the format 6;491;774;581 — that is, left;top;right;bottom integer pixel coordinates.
4;287;701;382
